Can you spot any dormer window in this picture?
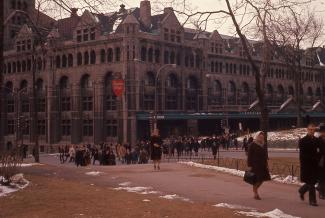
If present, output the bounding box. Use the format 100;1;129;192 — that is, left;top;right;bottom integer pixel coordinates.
76;27;96;43
170;29;175;42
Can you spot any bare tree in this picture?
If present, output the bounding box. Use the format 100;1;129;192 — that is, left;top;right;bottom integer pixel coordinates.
0;0;4;151
269;8;324;127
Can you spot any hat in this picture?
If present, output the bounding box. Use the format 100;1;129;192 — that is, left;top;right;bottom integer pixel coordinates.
319;123;325;132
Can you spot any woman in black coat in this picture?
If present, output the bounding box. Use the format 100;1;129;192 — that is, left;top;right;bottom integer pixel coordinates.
247;131;270;200
150;129;163;170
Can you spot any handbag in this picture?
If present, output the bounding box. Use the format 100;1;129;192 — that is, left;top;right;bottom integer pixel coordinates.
244;170;256;185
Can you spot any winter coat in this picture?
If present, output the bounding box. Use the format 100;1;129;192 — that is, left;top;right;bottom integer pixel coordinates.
150;136;163;161
247;142;271;183
319;137;325;182
299;135;320;184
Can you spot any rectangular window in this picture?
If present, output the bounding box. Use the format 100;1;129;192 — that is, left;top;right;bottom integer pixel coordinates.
144;95;154;110
83;119;93;136
22;120;30;135
7;120;15;135
37;120;46;135
21;98;29;113
82;97;93;111
61;97;71;111
37;98;46;112
90;27;96;40
166;95;177;110
7;99;14;113
61;120;71;136
105;120;117;137
83;29;89;41
106;95;117;111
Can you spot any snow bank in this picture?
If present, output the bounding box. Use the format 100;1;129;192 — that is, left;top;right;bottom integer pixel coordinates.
236;208;300;218
85;171;103;176
214;203;254;210
0;174;29;197
179;162;302;186
238;128;306;143
0;163;42;168
119;182;132;186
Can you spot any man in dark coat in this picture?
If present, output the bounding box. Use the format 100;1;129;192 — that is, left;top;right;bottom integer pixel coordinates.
317;123;325;199
298;123;320;206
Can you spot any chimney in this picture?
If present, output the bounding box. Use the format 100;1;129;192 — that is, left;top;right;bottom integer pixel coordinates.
140;0;151;29
164;7;173;15
71;8;78;17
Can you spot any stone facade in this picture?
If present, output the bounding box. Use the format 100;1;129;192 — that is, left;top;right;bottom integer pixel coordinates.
2;0;325;151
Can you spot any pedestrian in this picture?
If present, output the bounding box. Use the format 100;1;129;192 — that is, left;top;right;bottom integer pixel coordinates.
298;123;320;206
150;128;163;170
317;123;325;200
247;131;271;200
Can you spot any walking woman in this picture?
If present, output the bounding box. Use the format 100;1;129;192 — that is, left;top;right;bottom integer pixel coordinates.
150;128;163;170
247;131;271;200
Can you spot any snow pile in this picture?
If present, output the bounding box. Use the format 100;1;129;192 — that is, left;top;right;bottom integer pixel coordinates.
238;128;306;143
179;162;301;186
21;163;43;167
0;174;29;197
236;208;300;218
142;199;151;202
119;182;132;186
114;186;160;195
160;194;192;202
214;203;254;210
85;171;103;176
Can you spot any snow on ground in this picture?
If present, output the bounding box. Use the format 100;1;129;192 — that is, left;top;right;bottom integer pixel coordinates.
118;182;132;186
114;186;160;195
179;162;302;186
237;128;306;142
142;199;151;202
159;194;192;202
85;171;104;176
236;208;300;218
214;203;254;210
0;163;43;167
0;174;29;197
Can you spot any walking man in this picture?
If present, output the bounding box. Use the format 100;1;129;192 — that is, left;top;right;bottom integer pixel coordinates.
298;123;320;206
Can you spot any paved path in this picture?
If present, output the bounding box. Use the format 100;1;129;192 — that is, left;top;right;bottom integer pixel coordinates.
24;155;320;218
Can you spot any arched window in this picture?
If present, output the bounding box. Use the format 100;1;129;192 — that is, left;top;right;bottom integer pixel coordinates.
22;60;26;72
170;51;175;64
145;72;155;86
37;58;42;71
56;55;61;68
186;76;198;110
13;62;17;73
155;49;160;63
59;76;70;112
241;82;249;105
148;48;153;62
36;79;43;92
20;80;28;91
100;49;106;63
5;81;13;94
17;61;21;72
77;52;82;65
5;81;14;113
115;47;121;62
187;76;198;89
164;51;169;64
60;76;69;90
90;50;96;64
228;81;236;105
208;80;222;105
307;87;313;97
84;51;89;65
81;74;92;89
141;47;147;61
266;84;273;104
166;74;178;88
107;48;113;62
213;80;222;94
288;86;294;96
68;54;73;67
316;87;321;100
277;85;285;104
62;55;67;68
7;62;12;74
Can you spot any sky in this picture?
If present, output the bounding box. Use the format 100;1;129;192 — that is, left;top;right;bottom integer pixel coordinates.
40;0;325;41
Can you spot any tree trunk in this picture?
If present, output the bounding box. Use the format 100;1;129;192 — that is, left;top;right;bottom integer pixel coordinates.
32;54;39;163
0;0;4;151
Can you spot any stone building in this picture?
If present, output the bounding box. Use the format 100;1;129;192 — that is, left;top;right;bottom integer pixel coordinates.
2;0;325;151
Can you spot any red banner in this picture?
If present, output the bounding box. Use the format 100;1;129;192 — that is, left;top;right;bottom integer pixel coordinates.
112;79;125;97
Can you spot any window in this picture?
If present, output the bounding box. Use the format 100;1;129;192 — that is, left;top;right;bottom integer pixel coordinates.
164;28;169;40
105;120;117;137
22;120;30;135
27;40;31;50
107;48;113;62
62;55;67;68
61;120;71;136
144;94;154;110
83;119;93;136
68;54;73;67
82;97;93;111
37;120;46;135
100;49;106;63
90;27;96;40
106;95;117;111
90;50;96;64
17;41;21;52
7;120;15;135
37;98;46;112
115;47;121;62
83;29;89;41
56;55;61;68
77;30;82;42
21;98;29;113
77;52;82;65
155;49;160;63
166;95;177;110
84;51;89;65
61;97;71;111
